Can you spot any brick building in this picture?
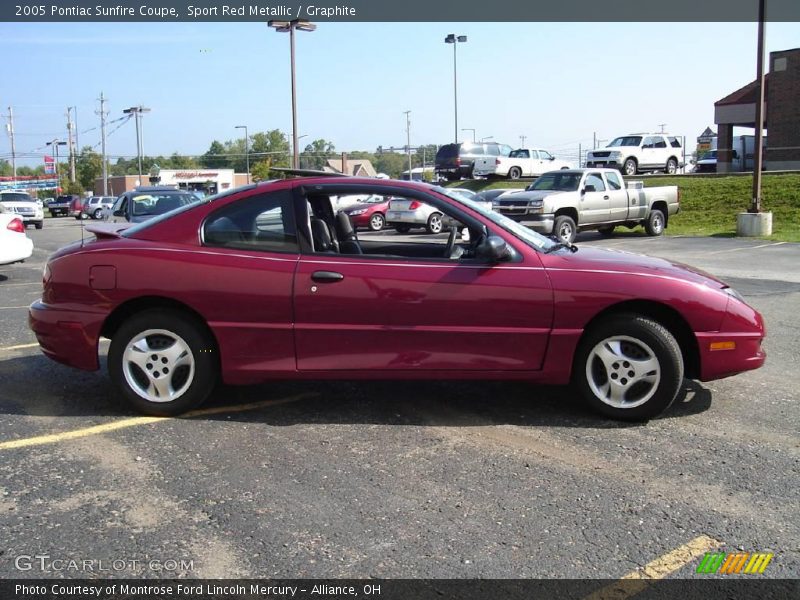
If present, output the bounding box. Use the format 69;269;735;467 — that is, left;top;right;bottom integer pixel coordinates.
714;47;800;172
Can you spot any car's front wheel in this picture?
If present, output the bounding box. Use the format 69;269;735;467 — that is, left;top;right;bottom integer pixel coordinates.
574;314;683;421
369;213;385;231
109;309;218;416
93;208;103;219
623;158;637;176
553;215;577;244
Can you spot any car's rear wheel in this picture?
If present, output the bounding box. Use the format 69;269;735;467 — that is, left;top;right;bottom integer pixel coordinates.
623;158;637;176
508;167;522;180
34;221;43;230
426;212;444;234
395;224;411;234
109;309;218;416
574;314;683;421
553;215;577;244
369;213;385;231
665;158;678;174
645;209;665;236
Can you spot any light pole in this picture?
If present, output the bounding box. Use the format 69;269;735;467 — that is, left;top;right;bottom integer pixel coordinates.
235;125;250;183
462;128;476;143
404;110;412;180
46;139;67;191
123;105;151;183
444;34;467;143
480;135;494;142
269;19;316;170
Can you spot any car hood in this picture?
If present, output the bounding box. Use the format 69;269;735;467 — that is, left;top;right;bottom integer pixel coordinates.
549;246;729;289
497;190;573;203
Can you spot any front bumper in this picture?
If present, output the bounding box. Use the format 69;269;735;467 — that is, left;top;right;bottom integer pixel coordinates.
28;300;103;371
494;208;555;233
586;159;621;169
696;299;766;381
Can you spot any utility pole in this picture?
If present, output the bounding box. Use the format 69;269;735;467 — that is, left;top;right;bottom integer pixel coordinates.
658;123;667;134
66;107;76;183
96;93;109;195
751;0;766;213
403;110;412;180
593;131;596;149
123;105;151;183
519;134;526;147
6;107;16;182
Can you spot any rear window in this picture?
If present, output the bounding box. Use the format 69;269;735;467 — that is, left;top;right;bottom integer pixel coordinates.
436;144;459;160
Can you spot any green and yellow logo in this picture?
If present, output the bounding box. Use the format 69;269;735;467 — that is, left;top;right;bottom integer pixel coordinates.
696;552;773;574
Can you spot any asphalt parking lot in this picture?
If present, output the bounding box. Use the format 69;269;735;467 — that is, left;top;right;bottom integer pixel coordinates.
0;218;798;580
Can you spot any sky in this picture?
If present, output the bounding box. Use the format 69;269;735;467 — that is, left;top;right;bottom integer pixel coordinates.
1;20;798;168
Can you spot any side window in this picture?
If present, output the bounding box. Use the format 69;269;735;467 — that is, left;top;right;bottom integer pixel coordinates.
642;136;657;149
605;172;622;190
585;173;606;192
485;144;500;156
499;145;513;156
530;150;540;160
538;150;553;160
668;137;682;148
654;136;668;149
203;190;297;253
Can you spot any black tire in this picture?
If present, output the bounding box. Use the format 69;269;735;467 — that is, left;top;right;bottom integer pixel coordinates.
368;213;385;231
597;225;615;236
508;166;522;180
394;224;411;234
93;208;103;219
34;221;43;230
573;314;684;421
553;215;577;244
645;209;666;236
665;158;678;174
623;158;637;176
108;309;218;416
426;212;444;234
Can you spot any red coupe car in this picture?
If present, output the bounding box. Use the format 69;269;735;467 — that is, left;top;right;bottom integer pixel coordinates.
29;177;765;421
341;195;391;231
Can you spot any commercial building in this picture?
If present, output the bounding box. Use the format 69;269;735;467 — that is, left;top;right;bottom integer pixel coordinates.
714;47;800;172
95;169;250;197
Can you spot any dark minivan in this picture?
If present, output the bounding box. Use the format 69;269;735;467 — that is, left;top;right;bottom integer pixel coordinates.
435;141;513;180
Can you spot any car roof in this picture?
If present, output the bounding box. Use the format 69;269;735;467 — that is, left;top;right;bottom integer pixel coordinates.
131;186;187;192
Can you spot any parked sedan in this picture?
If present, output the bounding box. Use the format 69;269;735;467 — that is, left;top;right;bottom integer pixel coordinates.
29;177;766;422
0;211;34;265
386;197;445;234
341;195;391;231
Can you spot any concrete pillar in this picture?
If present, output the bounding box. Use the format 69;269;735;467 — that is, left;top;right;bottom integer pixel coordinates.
717;124;734;173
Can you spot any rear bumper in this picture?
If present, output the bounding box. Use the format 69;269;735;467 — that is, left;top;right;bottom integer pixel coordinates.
28;300;103;371
386;209;429;225
0;238;33;265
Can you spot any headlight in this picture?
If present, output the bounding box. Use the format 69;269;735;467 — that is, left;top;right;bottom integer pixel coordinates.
530;199;543;208
724;287;745;304
609;151;622;158
349;209;367;216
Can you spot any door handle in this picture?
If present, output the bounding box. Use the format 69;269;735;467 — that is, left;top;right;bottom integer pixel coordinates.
603;195;609;200
311;270;344;283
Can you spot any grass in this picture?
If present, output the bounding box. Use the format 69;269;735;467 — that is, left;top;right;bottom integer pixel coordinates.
447;173;800;243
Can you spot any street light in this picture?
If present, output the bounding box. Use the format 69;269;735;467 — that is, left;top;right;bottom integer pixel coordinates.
235;125;250;183
444;33;467;143
269;19;316;170
461;128;476;143
480;135;494;142
46;139;67;190
122;105;151;183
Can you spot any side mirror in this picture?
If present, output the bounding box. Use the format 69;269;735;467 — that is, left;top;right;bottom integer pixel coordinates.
476;235;511;263
549;156;555;161
583;184;596;193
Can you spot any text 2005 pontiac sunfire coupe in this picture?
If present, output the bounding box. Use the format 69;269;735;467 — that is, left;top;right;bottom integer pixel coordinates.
29;177;765;421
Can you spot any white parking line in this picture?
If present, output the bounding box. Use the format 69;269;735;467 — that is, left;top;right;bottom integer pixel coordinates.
0;282;41;287
0;342;39;351
0;306;32;310
707;241;786;255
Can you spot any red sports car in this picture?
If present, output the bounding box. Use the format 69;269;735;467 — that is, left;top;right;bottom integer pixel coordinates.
341;195;391;231
29;177;765;421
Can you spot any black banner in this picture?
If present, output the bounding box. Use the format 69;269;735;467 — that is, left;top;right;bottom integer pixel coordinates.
2;0;800;22
1;579;798;600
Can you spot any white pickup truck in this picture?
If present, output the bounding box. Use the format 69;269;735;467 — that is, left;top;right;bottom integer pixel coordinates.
493;168;680;243
473;148;572;179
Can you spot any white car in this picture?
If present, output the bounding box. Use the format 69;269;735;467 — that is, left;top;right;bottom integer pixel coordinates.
586;134;685;176
473;148;573;179
0;211;34;265
0;190;45;229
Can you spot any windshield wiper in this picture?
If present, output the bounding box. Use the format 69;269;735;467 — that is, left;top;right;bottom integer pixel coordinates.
544;242;578;254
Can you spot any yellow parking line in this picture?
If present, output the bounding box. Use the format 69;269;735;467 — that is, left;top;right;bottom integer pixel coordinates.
0;342;40;351
583;535;722;600
0;392;316;451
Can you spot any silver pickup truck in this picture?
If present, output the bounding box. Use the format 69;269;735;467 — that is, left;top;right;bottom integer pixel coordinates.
493;168;680;243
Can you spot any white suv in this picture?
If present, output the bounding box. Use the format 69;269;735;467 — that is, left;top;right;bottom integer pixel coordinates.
586;134;684;175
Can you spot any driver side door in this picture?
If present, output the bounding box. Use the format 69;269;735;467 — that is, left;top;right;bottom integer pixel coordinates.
292;185;554;372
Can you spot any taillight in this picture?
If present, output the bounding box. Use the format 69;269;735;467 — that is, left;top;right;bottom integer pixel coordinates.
408;201;422;210
6;218;25;233
495;158;501;165
455;158;461;166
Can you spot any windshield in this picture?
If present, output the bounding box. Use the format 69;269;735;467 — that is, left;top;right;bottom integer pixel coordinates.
531;172;582;192
703;150;718;160
434;187;556;252
0;192;34;203
608;136;642;148
130;192;195;216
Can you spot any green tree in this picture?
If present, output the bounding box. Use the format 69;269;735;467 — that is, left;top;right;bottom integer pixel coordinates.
166;153;199;169
201;140;229;169
300;138;335;170
76;146;104;190
373;152;407;179
0;160;12;176
17;165;45;176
